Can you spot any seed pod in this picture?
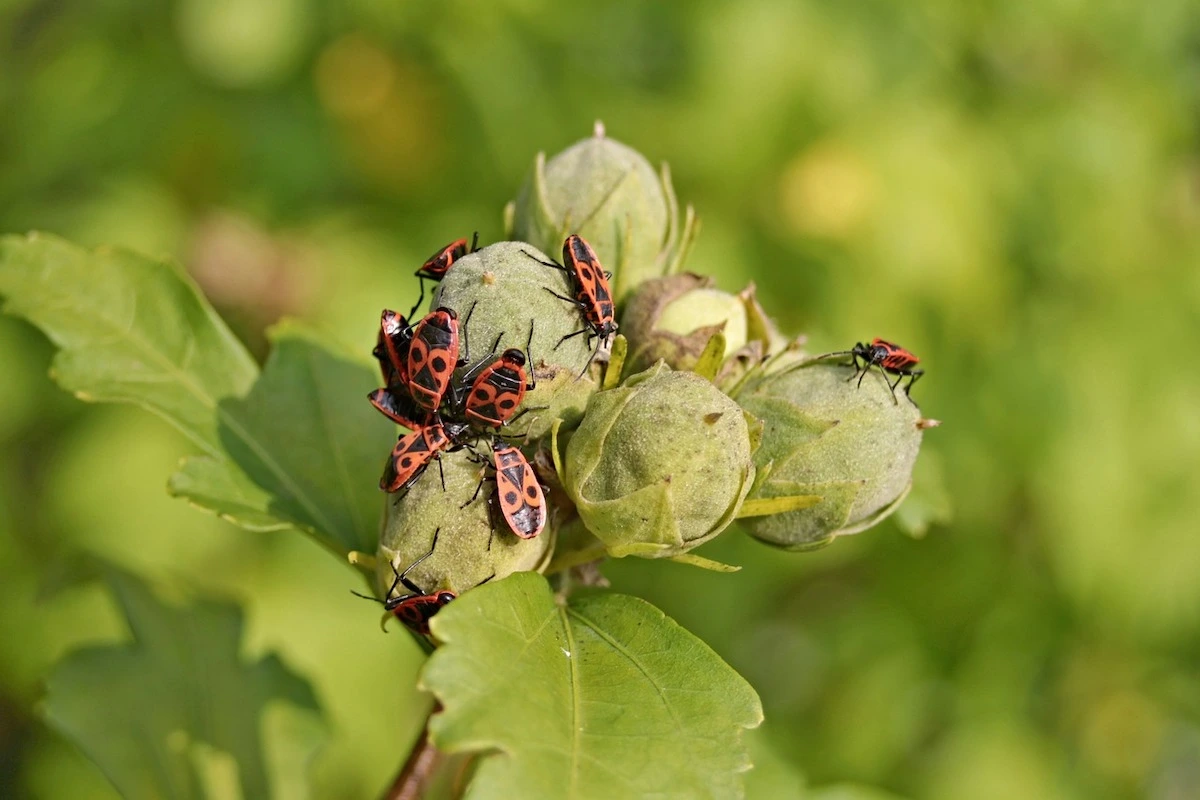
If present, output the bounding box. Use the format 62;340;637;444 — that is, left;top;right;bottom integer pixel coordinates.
734;358;928;551
562;362;755;558
376;449;552;603
432;241;602;439
506;122;697;305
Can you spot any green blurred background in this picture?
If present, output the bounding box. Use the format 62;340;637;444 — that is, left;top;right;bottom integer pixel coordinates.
2;1;1198;798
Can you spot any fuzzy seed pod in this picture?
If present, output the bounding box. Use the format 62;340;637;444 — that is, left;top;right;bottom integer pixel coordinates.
376;449;552;601
506;122;697;305
562;362;755;558
432;241;602;439
734;358;927;551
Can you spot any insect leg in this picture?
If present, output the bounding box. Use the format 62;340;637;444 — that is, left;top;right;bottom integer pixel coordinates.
460;301;478;359
543;287;585;307
522;250;569;272
554;326;590;351
396;528;441;595
524;319;537;389
408;275;430;321
461;468;487;509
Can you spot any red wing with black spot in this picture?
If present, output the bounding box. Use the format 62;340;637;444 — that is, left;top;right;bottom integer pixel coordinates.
563;234;616;331
417;238;470;280
406;308;460;412
464;349;529;428
380;423;450;493
492;445;546;539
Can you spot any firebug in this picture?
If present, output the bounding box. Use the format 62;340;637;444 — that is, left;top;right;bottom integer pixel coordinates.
367;387;424;431
372;309;414;390
456;321;537;429
409;233;478;319
380;415;470;494
350;528;492;635
834;338;924;402
463;437;547;542
406;306;468;413
524;234;618;377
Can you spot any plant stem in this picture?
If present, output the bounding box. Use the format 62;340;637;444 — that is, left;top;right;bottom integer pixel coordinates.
382;703;443;800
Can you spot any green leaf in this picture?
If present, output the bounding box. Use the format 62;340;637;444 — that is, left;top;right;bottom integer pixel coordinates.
421;572;763;800
693;331;727;381
43;569;325;800
212;321;393;555
0;232;256;455
167;455;292;533
0;234;392;555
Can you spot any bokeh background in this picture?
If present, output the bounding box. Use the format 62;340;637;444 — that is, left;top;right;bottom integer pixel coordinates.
2;1;1199;798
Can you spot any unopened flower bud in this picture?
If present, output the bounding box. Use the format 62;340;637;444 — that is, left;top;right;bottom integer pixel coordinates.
621;274;765;374
563;362;754;558
506;122;697;304
432;241;601;438
734;358;927;550
376;449;551;599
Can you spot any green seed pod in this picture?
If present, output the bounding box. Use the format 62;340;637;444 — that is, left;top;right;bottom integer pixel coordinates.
735;358;927;551
562;362;755;558
506;122;698;305
432;241;600;439
376;449;552;600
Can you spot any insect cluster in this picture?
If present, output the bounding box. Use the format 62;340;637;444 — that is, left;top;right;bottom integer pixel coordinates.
355;125;935;639
363;234;618;634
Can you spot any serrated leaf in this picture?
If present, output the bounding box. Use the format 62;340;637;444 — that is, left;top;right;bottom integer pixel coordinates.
168;455;292;533
43;570;325;800
0;234;392;554
0;233;256;455
421;572;763;800
213;321;393;555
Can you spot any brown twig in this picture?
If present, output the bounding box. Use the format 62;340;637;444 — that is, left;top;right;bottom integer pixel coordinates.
382;703;443;800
